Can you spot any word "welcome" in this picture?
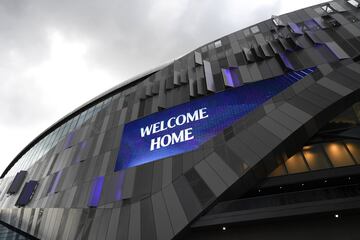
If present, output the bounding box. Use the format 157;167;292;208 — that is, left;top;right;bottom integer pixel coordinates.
140;108;209;151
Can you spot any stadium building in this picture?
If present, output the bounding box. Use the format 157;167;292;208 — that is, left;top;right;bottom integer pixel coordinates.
1;0;360;239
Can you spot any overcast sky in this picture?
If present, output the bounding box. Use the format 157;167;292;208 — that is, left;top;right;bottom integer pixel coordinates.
0;0;326;175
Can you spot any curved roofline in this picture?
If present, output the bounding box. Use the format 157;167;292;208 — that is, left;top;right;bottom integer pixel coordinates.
1;60;173;178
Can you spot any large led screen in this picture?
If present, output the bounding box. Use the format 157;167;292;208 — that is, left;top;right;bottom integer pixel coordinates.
115;67;316;171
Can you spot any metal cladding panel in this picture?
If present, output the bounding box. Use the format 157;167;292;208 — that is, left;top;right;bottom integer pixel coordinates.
7;171;27;194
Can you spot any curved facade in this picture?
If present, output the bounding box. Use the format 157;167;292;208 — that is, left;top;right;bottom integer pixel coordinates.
2;0;360;239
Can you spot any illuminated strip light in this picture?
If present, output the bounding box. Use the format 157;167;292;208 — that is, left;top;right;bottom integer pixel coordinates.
288;22;303;35
88;176;104;207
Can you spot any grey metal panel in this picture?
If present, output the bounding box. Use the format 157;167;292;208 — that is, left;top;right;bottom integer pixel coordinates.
267;109;303;131
173;175;202;221
162;158;172;188
45;208;57;240
258;116;292;140
152;160;163;193
194;160;227;197
96;209;112;240
151;191;174;240
278;103;312;123
325;41;350;59
247;123;281;150
20;208;30;232
59;209;76;240
50;208;64;240
227;135;261;167
117;203;131;240
133;163;153;198
194;51;202;65
122;167;136;199
203;60;216;92
29;208;40;235
67;209;83;240
162;184;188;235
140;198;157;240
205;152;238;186
317;63;333;75
128;202;141;240
267;58;284;76
317;77;352;96
254;33;267;45
99;174;117;206
288;94;322;116
238;65;253;83
37;208;49;239
347;63;360;75
248;63;263;81
308;83;342;103
226;50;238;67
195;67;207;95
105;208;121;240
92;132;105;157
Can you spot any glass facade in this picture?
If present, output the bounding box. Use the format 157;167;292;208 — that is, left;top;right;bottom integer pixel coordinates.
0;223;32;239
6;97;113;177
271;102;360;177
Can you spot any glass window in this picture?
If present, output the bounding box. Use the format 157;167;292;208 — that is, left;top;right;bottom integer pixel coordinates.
49;128;60;149
324;142;355;167
345;140;360;164
95;101;104;112
303;144;332;170
68;116;79;132
269;163;287;177
285;153;309;174
75;111;86;128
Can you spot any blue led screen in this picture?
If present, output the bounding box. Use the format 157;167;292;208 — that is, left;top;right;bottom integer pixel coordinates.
115;67;316;172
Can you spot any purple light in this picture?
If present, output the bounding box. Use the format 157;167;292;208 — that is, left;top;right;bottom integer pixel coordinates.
278;53;294;70
88;176;104;207
222;68;240;87
288;22;303;35
304;19;320;30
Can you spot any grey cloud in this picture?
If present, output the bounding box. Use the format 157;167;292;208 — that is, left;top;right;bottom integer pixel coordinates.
1;0;282;81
